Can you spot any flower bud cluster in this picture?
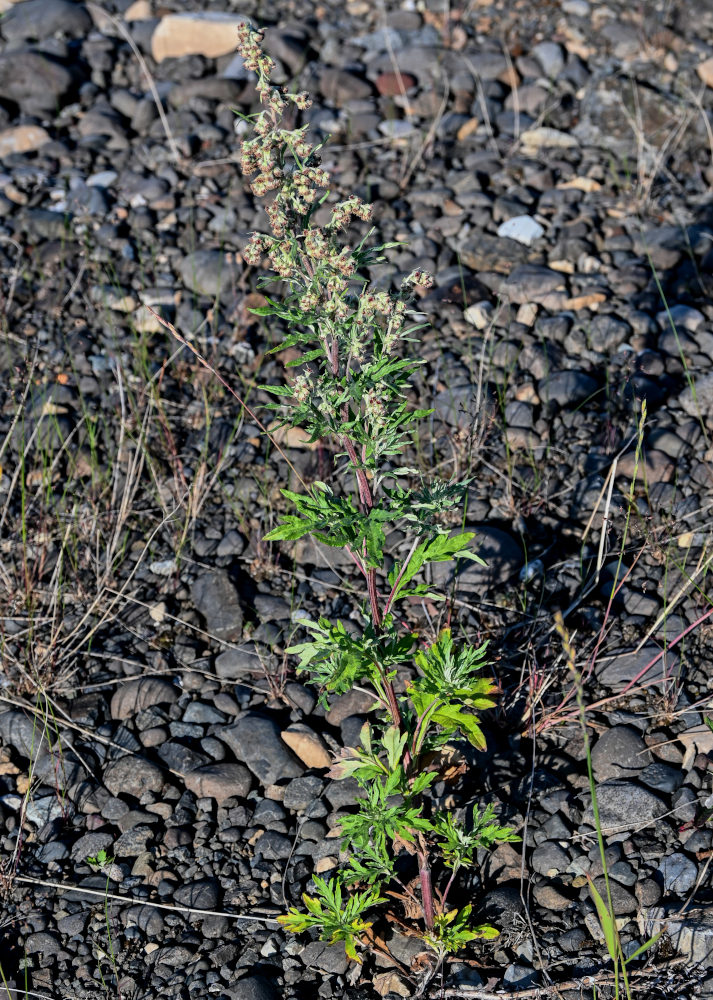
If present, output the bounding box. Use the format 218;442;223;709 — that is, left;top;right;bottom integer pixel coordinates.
328;195;373;229
401;269;434;290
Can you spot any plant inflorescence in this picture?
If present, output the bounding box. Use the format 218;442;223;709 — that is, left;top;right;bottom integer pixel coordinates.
233;21;518;971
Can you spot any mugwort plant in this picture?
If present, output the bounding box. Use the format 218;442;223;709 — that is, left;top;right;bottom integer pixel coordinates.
235;22;518;968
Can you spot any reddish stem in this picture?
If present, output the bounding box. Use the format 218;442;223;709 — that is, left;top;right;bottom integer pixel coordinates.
418;841;435;931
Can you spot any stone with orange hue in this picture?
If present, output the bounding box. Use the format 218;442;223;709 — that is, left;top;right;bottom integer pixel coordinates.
375;71;417;96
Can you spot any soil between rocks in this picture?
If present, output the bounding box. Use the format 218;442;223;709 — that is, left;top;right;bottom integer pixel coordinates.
1;1;713;998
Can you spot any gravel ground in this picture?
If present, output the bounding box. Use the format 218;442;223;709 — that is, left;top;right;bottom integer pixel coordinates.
1;0;713;997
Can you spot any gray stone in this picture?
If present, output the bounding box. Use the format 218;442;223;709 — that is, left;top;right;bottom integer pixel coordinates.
531;841;571;877
184;763;252;803
657;853;698;895
174;877;221;910
300;939;349;975
582;781;666;834
215;642;261;680
104;755;164;798
24;931;61;955
110;678;179;720
595;644;681;692
1;0;91;42
70;832;114;864
592;876;637;914
640;905;713;966
639;762;683;794
531;41;565;78
283;775;324;812
221;713;304;785
539;370;598;408
503;265;566;304
179;250;238;300
224;975;281;1000
0;51;77;116
431;525;522;591
158;741;209;775
114;826;153;857
591;726;651;781
191;570;244;640
254;830;292;860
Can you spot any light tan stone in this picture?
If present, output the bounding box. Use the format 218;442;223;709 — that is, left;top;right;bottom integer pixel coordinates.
0;126;50;158
697;57;713;89
151;12;248;63
281;724;331;769
124;0;151;19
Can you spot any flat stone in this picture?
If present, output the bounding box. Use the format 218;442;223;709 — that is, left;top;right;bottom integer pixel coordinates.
0;125;50;158
375;71;416;96
0;50;77;116
70;832;114;864
640;905;713;966
180;250;239;301
497;215;544;246
520;126;578;149
595;644;681;693
222;713;304;785
158;741;209;775
191;570;244;641
300;939;349;975
582;781;666;834
657;853;698;894
111;677;179;720
1;0;91;42
281;724;331;769
254;829;292;860
151;12;248;62
114;826;153;857
503;265;567;304
225;976;281;1000
591;726;651;781
174;877;221;910
431;525;522;591
539;370;598;408
184;763;252;803
104;755;164;798
531;841;571;877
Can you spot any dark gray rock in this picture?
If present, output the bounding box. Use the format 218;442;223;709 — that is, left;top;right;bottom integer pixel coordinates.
0;50;77;115
582;781;666;833
539;370;598;408
300;939;349;974
221;713;304;785
431;525;522;590
318;68;372;105
174;877;221;910
657;853;698;894
254;830;292;860
103;755;164;798
595;645;681;692
158;742;209;775
531;841;571;877
110;678;179;720
70;832;114;864
639;762;683;794
224;976;281;1000
191;570;244;641
215;642;261;680
1;0;91;42
591;726;651;781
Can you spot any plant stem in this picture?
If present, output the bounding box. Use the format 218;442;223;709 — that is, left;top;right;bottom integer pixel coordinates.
418;837;435;931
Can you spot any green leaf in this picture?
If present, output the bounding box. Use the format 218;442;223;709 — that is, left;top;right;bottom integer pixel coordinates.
587;876;618;963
